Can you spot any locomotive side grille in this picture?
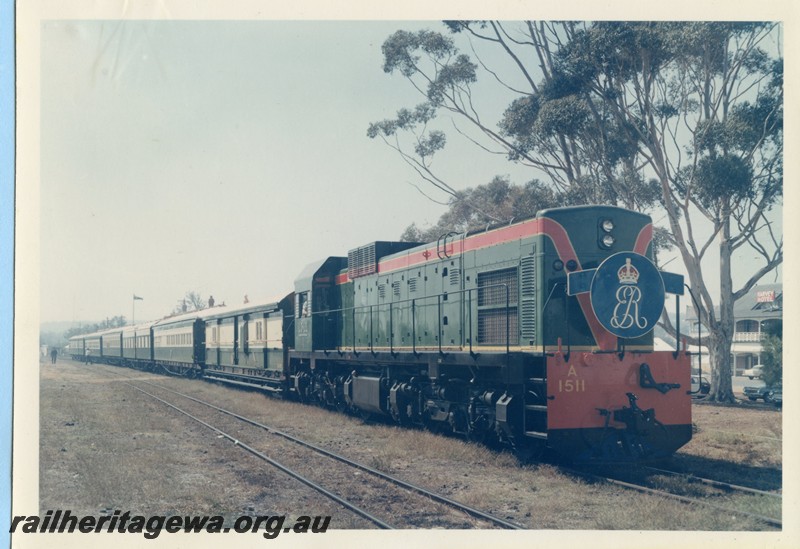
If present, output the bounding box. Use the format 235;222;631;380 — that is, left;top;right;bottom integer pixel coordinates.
348;244;377;279
478;308;519;345
477;267;519;345
347;241;422;279
378;284;386;300
408;277;417;293
520;254;536;343
477;268;518;306
392;281;401;297
449;268;461;286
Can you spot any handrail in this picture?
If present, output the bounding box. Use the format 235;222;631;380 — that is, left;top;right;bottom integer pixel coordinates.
684;284;704;395
309;282;513;356
542;281;566;356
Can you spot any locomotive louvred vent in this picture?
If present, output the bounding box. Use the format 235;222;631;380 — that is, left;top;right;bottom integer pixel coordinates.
392;281;401;297
520;255;536;342
449;268;461;286
347;241;424;280
408;278;417;293
348;244;377;279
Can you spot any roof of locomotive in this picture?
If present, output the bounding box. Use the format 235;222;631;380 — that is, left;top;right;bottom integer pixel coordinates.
296;256;347;289
537;204;651;223
347;204;651;272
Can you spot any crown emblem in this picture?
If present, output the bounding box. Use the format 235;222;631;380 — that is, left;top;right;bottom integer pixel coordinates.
617;258;640;285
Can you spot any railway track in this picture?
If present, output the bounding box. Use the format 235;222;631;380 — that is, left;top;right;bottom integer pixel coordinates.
640;465;781;499
77;361;782;530
567;466;782;529
91;364;524;530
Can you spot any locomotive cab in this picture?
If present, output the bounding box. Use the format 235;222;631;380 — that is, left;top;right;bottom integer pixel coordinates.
293;256;347;353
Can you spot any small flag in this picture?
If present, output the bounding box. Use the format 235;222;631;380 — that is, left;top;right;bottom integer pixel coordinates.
133;294;144;300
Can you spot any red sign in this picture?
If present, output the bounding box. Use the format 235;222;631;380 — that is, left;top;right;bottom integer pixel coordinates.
756;290;775;303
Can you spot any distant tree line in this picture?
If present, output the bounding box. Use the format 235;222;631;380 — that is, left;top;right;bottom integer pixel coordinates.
62;316;128;340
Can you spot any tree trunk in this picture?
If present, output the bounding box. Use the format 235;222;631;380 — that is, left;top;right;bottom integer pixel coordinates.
706;330;735;402
709;215;736;402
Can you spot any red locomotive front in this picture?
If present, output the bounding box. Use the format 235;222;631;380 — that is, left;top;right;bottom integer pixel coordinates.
546;349;692;462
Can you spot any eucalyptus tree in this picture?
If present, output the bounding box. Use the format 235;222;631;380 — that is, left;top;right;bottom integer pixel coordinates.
369;21;782;402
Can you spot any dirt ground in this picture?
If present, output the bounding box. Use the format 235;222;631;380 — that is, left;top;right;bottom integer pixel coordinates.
38;358;783;531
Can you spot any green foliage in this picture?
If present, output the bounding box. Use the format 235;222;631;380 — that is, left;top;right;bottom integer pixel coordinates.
400;176;560;242
382;30;457;77
414;130;446;158
757;319;782;386
760;327;782;387
695;155;754;207
367;103;437;139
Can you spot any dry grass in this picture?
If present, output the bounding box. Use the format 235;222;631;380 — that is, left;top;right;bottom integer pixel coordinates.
40;360;782;531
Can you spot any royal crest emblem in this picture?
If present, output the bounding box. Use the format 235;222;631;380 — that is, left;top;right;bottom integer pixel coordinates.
588;252;665;339
610;258;647;331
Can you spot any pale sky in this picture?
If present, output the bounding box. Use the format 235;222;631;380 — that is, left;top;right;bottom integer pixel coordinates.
38;18;783;324
39;20;532;323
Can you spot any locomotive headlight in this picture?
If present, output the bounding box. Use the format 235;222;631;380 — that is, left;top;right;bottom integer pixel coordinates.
601;234;615;248
601;219;614;232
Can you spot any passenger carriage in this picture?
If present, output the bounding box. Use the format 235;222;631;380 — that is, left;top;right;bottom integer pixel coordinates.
201;295;294;391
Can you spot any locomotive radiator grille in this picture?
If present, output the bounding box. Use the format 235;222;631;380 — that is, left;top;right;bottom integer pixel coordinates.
478;309;519;345
477;267;519;345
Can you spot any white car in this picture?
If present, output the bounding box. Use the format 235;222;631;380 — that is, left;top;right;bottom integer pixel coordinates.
742;366;763;380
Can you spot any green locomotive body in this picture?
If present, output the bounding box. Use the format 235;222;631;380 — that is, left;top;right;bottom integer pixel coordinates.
283;205;689;460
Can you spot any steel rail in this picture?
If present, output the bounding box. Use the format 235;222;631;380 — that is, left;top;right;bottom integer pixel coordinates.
640;465;782;499
124;373;524;530
123;382;394;529
565;467;782;528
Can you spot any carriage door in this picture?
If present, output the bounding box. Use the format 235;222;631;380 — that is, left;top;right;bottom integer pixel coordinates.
238;315;250;366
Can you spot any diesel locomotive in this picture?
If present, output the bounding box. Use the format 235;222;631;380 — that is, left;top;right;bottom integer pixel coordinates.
69;205;693;463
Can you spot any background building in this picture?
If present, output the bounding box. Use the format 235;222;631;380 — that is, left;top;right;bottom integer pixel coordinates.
686;283;782;376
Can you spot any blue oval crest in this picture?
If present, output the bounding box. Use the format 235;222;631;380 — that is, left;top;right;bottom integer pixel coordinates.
589;252;665;339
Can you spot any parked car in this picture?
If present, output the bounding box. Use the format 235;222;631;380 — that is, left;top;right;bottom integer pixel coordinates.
744;384;781;403
742;365;763;380
767;384;782;408
691;375;710;396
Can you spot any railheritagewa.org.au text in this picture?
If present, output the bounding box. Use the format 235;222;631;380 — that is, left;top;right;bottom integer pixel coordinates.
10;510;331;539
